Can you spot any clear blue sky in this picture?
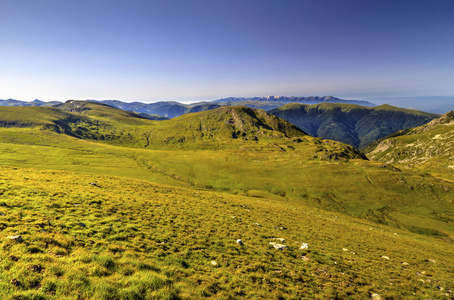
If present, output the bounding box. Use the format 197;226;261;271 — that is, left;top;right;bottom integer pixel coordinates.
1;0;453;103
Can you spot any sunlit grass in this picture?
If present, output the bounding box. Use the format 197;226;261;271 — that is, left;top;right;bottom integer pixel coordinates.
0;166;453;299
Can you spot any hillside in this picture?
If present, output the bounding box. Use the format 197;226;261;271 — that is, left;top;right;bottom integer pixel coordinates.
269;103;439;148
0;102;454;298
0;102;364;156
365;110;454;180
0;166;453;299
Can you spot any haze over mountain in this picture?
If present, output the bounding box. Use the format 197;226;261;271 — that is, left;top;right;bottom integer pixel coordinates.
269;103;439;148
366;96;454;114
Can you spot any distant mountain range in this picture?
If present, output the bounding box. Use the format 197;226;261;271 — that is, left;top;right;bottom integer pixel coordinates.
0;96;375;119
0;99;61;107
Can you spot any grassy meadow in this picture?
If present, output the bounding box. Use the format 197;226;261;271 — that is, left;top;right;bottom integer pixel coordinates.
1;166;454;299
0;103;453;299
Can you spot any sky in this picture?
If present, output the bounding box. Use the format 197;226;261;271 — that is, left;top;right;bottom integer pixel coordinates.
1;0;454;107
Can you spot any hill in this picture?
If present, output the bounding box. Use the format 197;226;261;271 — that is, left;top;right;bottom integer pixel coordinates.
1;102;362;156
269;103;439;148
365;110;454;180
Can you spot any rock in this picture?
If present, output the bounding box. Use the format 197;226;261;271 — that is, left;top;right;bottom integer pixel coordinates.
6;235;23;243
342;248;349;251
211;261;218;266
370;293;381;300
300;243;309;250
0;213;5;216
270;242;288;250
253;223;262;226
301;255;310;261
402;262;409;266
236;239;244;246
381;255;390;260
428;259;436;263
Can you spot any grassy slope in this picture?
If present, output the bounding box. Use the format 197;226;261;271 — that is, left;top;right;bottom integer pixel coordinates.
0;166;453;299
0;105;452;237
0;103;453;298
269;103;439;148
365;111;454;181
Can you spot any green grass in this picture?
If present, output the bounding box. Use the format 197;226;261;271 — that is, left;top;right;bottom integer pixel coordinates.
0;166;453;299
0;103;453;298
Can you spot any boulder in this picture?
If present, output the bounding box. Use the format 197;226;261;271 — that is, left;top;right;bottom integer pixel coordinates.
6;235;23;243
270;242;288;250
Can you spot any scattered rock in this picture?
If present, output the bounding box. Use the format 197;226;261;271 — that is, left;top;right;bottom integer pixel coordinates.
270;242;288;250
6;235;23;243
211;261;218;266
78;223;86;228
438;286;444;291
236;239;244;246
381;255;390;260
300;255;310;261
300;243;309;250
253;223;262;226
370;293;381;300
402;262;409;266
427;259;436;263
342;248;349;251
